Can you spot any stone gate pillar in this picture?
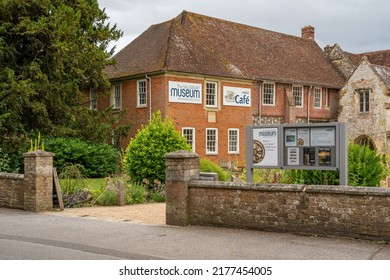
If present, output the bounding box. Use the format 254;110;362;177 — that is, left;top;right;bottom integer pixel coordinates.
23;151;54;212
164;150;199;226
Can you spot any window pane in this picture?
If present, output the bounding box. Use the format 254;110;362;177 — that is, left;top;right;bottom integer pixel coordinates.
293;86;303;107
263;83;274;105
228;129;239;153
183;128;195;151
206;129;217;153
114;85;121;109
314;88;321;108
206;82;217;107
90;88;98;110
138;80;147;106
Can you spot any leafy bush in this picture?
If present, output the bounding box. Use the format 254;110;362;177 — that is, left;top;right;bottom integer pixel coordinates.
123;111;191;183
44;137;120;178
125;181;147;204
200;158;230;181
348;143;387;187
282;143;387;187
281;169;339;185
0;148;17;173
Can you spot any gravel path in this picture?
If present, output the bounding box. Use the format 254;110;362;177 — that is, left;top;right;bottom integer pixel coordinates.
47;203;166;225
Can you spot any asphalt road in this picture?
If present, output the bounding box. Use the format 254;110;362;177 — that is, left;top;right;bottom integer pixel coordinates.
1;207;390;260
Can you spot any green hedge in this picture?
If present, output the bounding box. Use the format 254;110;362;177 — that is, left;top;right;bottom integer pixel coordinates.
44;137;119;178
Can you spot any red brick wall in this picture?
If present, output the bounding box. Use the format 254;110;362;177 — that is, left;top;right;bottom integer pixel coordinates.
93;73;340;165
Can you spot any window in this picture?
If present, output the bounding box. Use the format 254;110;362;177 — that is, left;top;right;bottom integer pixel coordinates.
206;128;218;154
293;86;303;107
90;88;98;110
137;80;147;107
228;129;239;154
314;88;322;109
358;89;370;113
111;84;121;110
263;83;275;105
206;82;218;108
182;128;195;152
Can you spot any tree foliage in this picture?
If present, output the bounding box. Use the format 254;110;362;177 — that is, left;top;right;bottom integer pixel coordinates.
0;0;126;159
123;111;192;184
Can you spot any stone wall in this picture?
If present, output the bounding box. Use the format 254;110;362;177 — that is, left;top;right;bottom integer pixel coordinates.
0;151;54;212
166;151;390;242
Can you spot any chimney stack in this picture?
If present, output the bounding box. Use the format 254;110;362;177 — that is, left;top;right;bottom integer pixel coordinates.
301;25;315;40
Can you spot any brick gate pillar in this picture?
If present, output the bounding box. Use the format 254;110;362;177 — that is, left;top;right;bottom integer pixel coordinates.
164;150;199;226
23;151;54;212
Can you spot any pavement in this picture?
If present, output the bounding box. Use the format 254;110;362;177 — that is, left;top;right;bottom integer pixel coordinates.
1;204;390;260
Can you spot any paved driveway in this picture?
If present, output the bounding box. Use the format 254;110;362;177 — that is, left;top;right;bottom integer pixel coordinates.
1;206;390;260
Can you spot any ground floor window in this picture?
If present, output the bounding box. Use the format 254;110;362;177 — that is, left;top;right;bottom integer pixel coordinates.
228;129;239;154
182;127;195;152
206;128;218;154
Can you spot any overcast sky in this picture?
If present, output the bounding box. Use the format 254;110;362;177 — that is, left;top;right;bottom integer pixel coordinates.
98;0;390;54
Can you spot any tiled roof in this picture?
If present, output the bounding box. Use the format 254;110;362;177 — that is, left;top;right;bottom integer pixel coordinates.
106;11;345;88
345;50;390;68
372;64;390;89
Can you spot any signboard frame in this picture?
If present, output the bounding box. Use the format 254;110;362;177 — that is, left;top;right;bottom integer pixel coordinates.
246;123;348;185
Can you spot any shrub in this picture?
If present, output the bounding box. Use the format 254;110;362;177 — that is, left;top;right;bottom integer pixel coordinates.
282;143;387;187
200;158;230;181
348;143;387;187
44;137;120;178
0;148;17;173
123;111;191;183
59;163;86;194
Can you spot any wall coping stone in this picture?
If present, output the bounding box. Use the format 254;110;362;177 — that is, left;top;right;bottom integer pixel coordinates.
188;180;306;192
188;180;390;196
164;150;199;159
23;150;55;157
0;172;24;180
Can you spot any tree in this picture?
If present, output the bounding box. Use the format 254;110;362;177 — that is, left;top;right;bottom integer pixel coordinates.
123;111;192;184
0;0;125;158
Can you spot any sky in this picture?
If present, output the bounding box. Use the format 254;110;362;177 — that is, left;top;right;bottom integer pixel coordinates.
98;0;390;55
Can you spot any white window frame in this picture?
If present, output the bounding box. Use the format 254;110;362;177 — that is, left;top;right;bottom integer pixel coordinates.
206;128;218;155
205;81;218;108
314;87;322;109
137;80;147;107
90;88;98;110
293;85;304;108
358;89;370;113
111;84;122;110
228;128;240;154
182;127;195;152
263;82;275;106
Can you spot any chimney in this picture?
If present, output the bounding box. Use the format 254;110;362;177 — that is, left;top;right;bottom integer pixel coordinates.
301;25;315;40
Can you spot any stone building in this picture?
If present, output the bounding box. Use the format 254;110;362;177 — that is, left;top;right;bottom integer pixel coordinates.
91;11;344;165
326;44;390;153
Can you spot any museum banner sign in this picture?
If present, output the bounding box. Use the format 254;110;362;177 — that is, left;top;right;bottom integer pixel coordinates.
168;81;202;104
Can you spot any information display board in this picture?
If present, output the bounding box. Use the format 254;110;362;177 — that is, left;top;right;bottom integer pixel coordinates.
246;123;348;185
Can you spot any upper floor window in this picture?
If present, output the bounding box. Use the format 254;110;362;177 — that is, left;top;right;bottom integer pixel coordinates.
182;127;195;152
228;129;239;154
314;88;322;109
111;84;121;110
358;89;370;113
263;83;275;106
206;82;218;108
137;80;147;107
293;86;303;107
90;88;98;110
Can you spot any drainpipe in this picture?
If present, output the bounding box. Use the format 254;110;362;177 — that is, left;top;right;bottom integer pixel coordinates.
258;81;263;125
307;85;313;123
145;75;152;121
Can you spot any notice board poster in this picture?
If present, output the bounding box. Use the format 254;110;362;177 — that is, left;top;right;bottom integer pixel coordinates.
253;127;278;166
310;127;335;146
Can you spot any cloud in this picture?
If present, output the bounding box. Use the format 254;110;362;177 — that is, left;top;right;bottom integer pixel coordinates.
99;0;390;54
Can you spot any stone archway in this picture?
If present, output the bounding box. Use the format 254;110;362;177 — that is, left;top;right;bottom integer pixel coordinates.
354;135;376;150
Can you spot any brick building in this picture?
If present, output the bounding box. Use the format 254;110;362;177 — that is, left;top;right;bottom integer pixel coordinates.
326;44;390;153
91;11;345;165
